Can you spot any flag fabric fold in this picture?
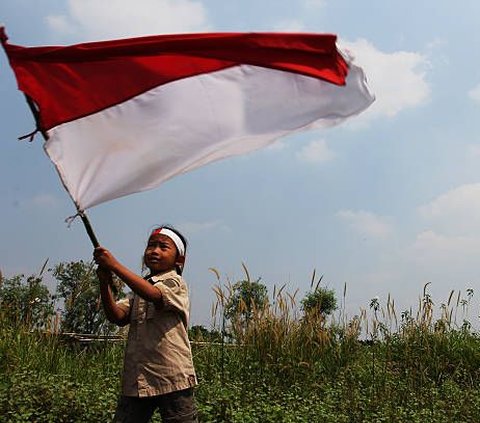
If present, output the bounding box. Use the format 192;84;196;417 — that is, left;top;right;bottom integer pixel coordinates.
1;28;374;211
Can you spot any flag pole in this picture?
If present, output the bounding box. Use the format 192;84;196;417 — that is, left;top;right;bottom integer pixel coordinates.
22;95;100;248
78;211;100;248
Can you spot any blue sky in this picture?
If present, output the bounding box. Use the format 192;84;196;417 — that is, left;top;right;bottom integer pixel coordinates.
1;0;480;326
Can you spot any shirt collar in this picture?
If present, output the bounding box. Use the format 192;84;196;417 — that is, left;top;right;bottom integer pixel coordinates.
149;269;178;283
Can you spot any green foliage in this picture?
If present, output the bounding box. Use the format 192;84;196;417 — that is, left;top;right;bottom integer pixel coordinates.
2;264;480;422
189;325;222;342
301;286;337;317
224;279;269;323
0;306;125;422
52;260;123;334
0;273;54;329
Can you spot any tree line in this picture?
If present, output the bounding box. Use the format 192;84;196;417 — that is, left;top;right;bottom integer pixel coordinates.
0;260;338;338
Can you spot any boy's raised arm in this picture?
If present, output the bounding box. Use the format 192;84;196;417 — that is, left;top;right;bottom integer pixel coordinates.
94;246;163;304
97;267;129;326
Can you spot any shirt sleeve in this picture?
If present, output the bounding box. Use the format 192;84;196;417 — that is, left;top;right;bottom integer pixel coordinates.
116;293;133;313
153;276;189;316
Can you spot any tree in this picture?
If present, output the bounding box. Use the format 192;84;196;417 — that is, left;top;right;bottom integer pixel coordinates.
301;287;337;318
189;325;222;343
0;272;54;329
224;279;269;324
52;260;124;334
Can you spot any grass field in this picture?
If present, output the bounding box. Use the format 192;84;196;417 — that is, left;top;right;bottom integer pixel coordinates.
1;283;480;422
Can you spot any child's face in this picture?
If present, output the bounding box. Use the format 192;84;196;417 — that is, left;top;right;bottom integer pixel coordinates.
144;233;183;274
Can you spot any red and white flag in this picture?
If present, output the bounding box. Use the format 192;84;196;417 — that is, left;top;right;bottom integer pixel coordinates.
2;29;374;211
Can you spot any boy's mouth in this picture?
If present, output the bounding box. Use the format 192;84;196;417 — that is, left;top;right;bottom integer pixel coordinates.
147;256;161;264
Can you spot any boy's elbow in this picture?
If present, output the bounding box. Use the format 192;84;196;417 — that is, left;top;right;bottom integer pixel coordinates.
115;316;130;327
105;309;129;326
108;316;129;327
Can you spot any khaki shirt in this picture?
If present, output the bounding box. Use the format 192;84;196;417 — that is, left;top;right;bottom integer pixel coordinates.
116;270;197;397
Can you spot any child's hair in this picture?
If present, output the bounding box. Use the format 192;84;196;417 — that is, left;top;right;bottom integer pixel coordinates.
144;224;188;275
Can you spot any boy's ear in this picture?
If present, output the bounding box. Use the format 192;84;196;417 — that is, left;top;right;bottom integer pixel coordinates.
176;255;186;267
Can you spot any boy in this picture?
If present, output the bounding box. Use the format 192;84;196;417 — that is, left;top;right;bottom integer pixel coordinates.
94;226;198;423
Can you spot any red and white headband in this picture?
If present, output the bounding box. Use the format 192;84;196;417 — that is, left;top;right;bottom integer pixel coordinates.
151;228;185;256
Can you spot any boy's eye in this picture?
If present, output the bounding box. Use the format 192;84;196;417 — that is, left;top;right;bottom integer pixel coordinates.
147;242;170;249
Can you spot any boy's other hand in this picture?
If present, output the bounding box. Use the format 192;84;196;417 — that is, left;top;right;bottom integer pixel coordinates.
96;265;112;282
93;246;119;271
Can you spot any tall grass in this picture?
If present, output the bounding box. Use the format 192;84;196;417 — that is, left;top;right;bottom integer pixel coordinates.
2;279;480;422
197;277;480;422
0;307;123;422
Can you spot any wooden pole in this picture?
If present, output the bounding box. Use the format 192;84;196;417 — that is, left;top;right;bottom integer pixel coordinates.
79;211;100;248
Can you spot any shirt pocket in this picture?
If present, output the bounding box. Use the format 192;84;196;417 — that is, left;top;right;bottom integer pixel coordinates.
146;301;162;320
130;295;146;322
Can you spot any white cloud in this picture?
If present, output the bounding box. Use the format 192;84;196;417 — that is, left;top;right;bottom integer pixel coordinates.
339;39;430;124
266;140;287;152
336;209;393;239
273;19;306;32
468;83;480;104
409;184;480;270
467;144;480;157
27;194;60;209
178;220;225;234
303;0;325;9
296;139;335;163
410;230;480;265
425;37;447;52
419;183;480;218
46;0;210;42
418;183;480;232
46;15;77;37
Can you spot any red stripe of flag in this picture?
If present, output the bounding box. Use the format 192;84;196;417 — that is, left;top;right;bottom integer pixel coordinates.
1;30;347;130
